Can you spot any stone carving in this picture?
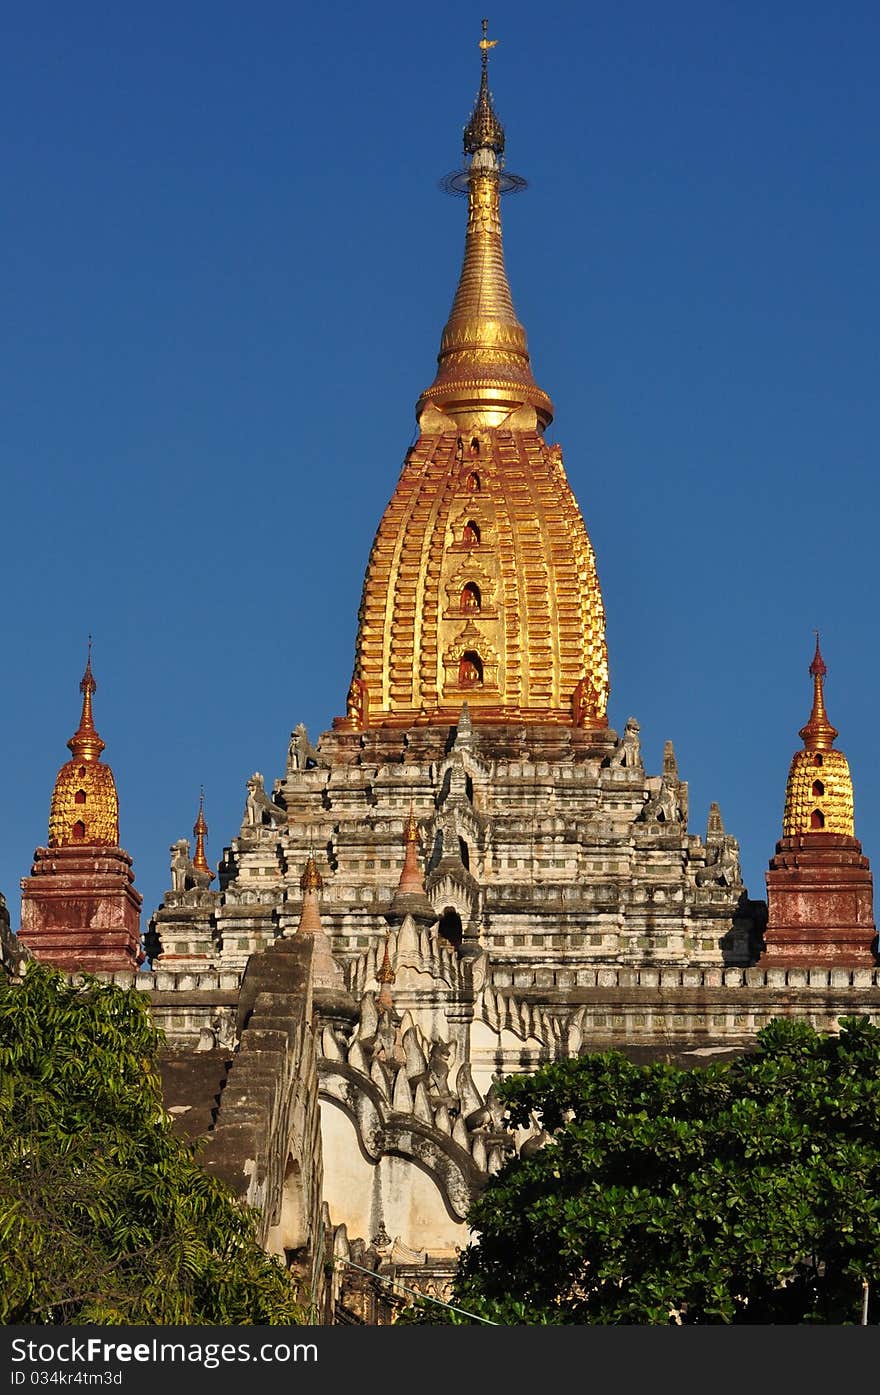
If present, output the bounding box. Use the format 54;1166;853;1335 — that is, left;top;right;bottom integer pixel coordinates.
696;837;741;888
213;1007;237;1051
170;838;193;892
0;894;30;979
288;723;322;772
520;1121;551;1158
244;773;283;829
372;1008;406;1067
610;716;642;769
571;675;601;727
663;740;679;780
405;1039;457;1111
640;776;682;825
706;801;725;845
371;1222;391;1251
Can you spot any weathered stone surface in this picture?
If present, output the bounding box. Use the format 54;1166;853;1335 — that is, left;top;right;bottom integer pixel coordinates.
20;846;143;973
764;832;877;964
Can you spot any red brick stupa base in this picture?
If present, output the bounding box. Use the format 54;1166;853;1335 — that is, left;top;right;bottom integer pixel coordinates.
20;845;144;973
763;833;877;966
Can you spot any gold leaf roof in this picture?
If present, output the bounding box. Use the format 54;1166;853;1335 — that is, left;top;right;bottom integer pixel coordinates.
345;429;608;727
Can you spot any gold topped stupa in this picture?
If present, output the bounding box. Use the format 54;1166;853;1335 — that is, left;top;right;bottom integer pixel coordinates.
48;646;119;847
340;25;608;729
782;636;854;838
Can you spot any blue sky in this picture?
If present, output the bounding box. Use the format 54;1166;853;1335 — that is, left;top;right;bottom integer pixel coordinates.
3;1;879;933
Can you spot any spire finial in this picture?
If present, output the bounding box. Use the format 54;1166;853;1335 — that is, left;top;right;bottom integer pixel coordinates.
418;22;553;430
192;787;213;879
464;18;504;157
297;853;325;937
68;639;105;762
80;635;96;700
479;18;498;66
395;807;428;899
799;632;838;751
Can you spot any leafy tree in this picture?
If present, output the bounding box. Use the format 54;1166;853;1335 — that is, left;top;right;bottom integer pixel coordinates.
407;1017;880;1324
0;961;306;1324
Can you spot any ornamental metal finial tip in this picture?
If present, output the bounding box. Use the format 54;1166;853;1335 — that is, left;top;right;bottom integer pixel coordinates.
464;18;504;156
192;789;213;878
80;638;96;699
69;643;105;762
422;20;553;428
799;633;837;751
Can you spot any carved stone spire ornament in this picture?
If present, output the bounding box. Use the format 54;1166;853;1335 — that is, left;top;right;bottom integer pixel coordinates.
298;854;324;935
386;809;437;926
295;854;347;994
376;935;396;1014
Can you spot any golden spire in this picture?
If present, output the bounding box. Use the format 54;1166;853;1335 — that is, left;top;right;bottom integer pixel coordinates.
416;21;553;430
782;636;854;838
48;643;119;847
192;788;213;880
338;25;609;730
798;633;838;751
68;637;105;764
465;19;504;156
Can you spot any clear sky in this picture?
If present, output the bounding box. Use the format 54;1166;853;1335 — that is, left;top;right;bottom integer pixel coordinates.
3;1;879;935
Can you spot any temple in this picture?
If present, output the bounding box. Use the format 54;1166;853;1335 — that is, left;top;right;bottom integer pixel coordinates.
5;26;878;1324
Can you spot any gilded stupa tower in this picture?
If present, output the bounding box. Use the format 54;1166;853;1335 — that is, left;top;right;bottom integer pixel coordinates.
339;24;608;730
195;22;762;983
763;638;876;964
19;647;143;972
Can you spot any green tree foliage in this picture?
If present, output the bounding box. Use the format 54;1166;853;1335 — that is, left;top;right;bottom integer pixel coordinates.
0;962;306;1325
409;1017;880;1324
